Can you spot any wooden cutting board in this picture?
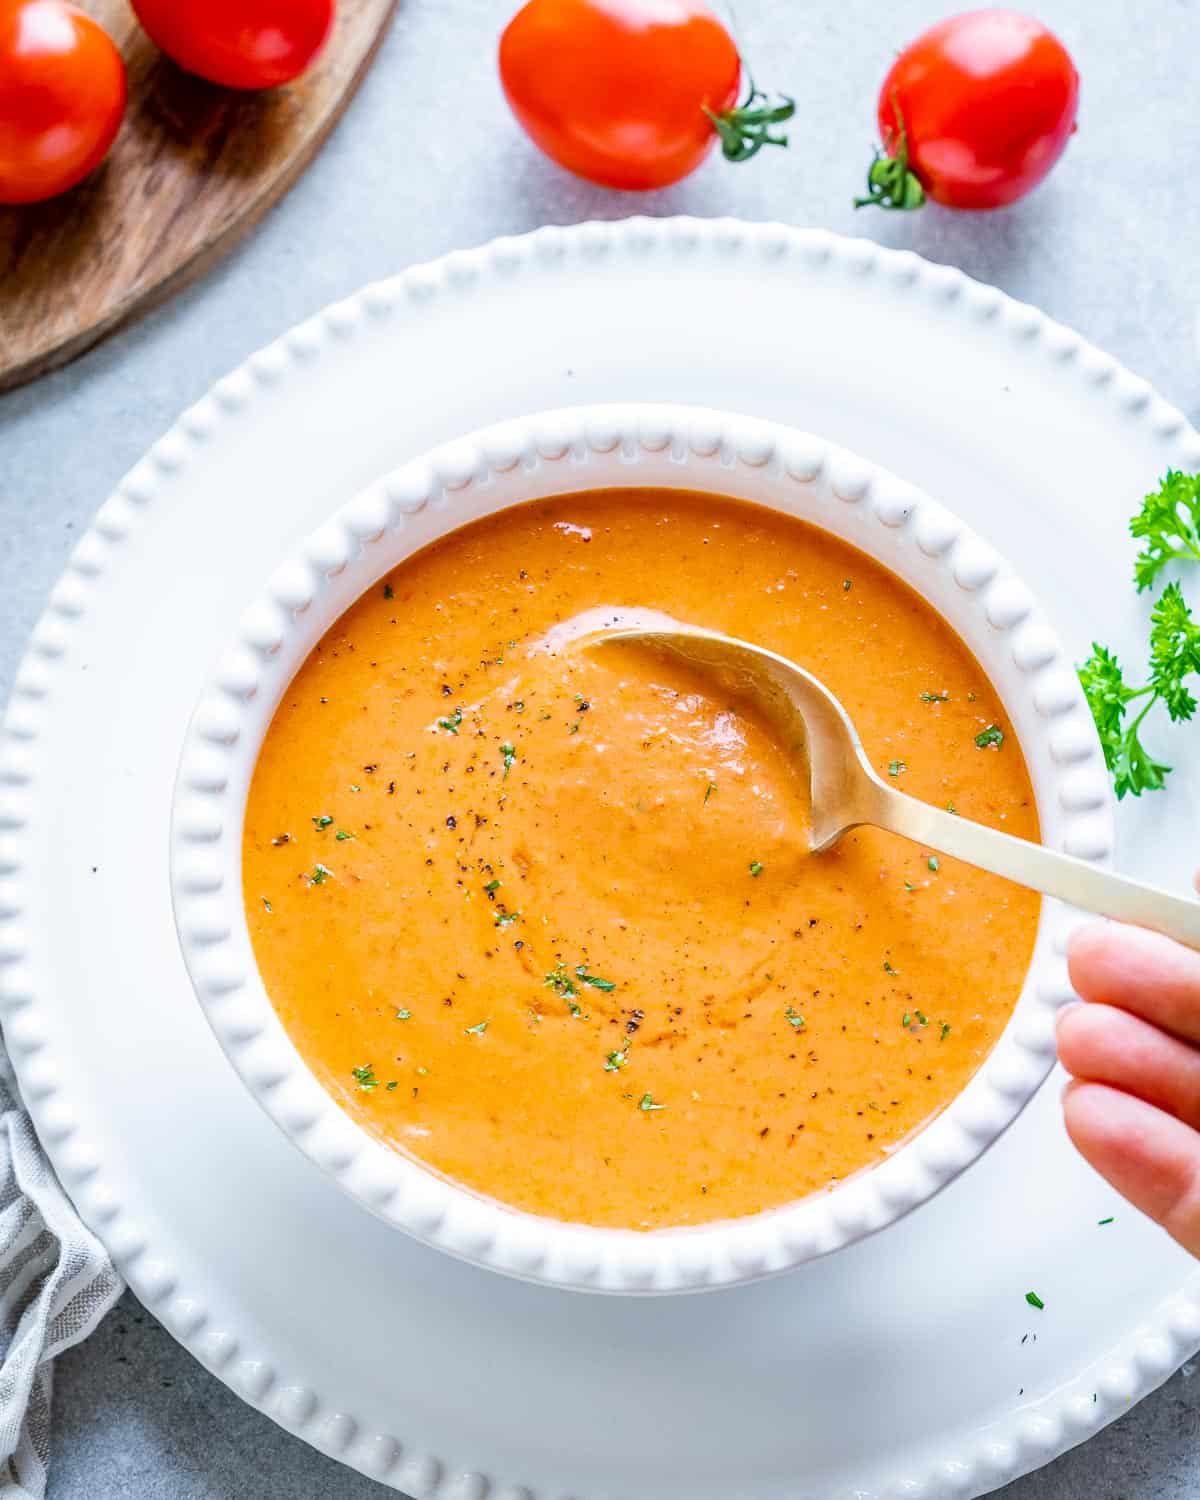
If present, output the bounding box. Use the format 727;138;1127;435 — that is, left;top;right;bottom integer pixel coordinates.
0;0;397;393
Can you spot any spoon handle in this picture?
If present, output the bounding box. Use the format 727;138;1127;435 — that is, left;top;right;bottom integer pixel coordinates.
869;785;1200;950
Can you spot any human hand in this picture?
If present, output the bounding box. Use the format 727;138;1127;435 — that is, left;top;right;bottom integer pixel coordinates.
1059;900;1200;1257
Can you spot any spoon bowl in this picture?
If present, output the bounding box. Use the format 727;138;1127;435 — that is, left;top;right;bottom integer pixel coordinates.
593;625;1200;948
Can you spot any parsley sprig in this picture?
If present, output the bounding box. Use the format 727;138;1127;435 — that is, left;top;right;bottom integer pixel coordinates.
1080;583;1200;798
1080;471;1200;798
1131;470;1200;592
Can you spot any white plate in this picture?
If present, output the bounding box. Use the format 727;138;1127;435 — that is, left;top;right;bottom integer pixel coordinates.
3;218;1200;1500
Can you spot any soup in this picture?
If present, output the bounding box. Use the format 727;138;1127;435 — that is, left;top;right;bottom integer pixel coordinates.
243;490;1040;1230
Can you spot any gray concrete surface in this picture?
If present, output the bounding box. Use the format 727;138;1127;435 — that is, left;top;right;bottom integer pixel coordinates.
1;0;1198;1494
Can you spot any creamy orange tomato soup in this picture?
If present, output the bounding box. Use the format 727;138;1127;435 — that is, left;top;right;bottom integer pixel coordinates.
243;490;1040;1230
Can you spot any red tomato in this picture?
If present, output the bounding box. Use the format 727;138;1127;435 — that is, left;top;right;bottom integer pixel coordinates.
499;0;793;191
130;0;335;90
0;1;126;206
857;9;1079;212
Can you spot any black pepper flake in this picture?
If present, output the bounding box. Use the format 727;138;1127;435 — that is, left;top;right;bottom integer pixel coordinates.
446;815;457;829
271;833;291;846
387;781;396;795
363;764;378;774
441;684;453;696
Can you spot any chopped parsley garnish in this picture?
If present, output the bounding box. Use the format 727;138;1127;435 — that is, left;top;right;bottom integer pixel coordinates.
351;1064;377;1092
544;963;576;997
349;784;360;793
575;964;615;991
386;1080;398;1091
638;1093;664;1112
312;814;333;830
785;1006;805;1032
494;909;521;928
1131;469;1200;592
975;723;1005;750
309;864;331;885
483;878;500;894
568;721;581;734
1098;1216;1114;1225
501;741;516;779
887;760;907;777
262;897;273;913
1026;1291;1045;1310
928;855;940;872
749;860;764;877
335;829;355;841
514;700;525;713
604;1048;629;1072
437;707;463;735
902;1012;911;1028
904;881;916;892
915;1010;929;1027
920;691;950;703
395;1008;411;1020
946;801;957;814
464;1019;489;1036
383;583;394;599
940;1022;951;1041
704;781;717;805
883;959;898;975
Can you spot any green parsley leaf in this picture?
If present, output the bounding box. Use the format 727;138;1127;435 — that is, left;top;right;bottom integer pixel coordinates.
309;864;331;885
915;1009;928;1027
1131;470;1200;592
940;1022;951;1041
464;1020;489;1036
335;829;355;841
883;960;898;976
903;881;916;892
483;878;500;894
887;760;907;777
395;1008;411;1020
312;814;333;830
749;860;764;877
386;1080;398;1091
1098;1216;1114;1225
928;855;939;872
604;1048;629;1072
569;721;581;734
494;909;521;928
704;781;717;805
383;583;394;600
1079;639;1174;799
351;1064;377;1092
437;707;463;735
349;784;361;793
902;1012;911;1028
785;1006;805;1032
501;741;516;779
974;723;1005;750
638;1093;664;1112
920;691;950;704
262;897;273;913
1025;1290;1045;1310
575;964;615;991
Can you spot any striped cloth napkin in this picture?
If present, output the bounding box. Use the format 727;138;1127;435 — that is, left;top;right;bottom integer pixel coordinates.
0;1049;121;1496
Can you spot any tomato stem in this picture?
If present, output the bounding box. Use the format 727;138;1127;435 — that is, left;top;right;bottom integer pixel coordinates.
704;73;794;164
854;95;926;211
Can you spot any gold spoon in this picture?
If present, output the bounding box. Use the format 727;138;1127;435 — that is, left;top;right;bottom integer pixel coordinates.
591;625;1200;949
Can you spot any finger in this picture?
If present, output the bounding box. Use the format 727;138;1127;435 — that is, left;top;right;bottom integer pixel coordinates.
1057;1003;1200;1129
1063;1080;1200;1258
1068;924;1200;1045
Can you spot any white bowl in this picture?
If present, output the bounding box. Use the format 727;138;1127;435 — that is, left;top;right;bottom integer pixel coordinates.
170;403;1112;1294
